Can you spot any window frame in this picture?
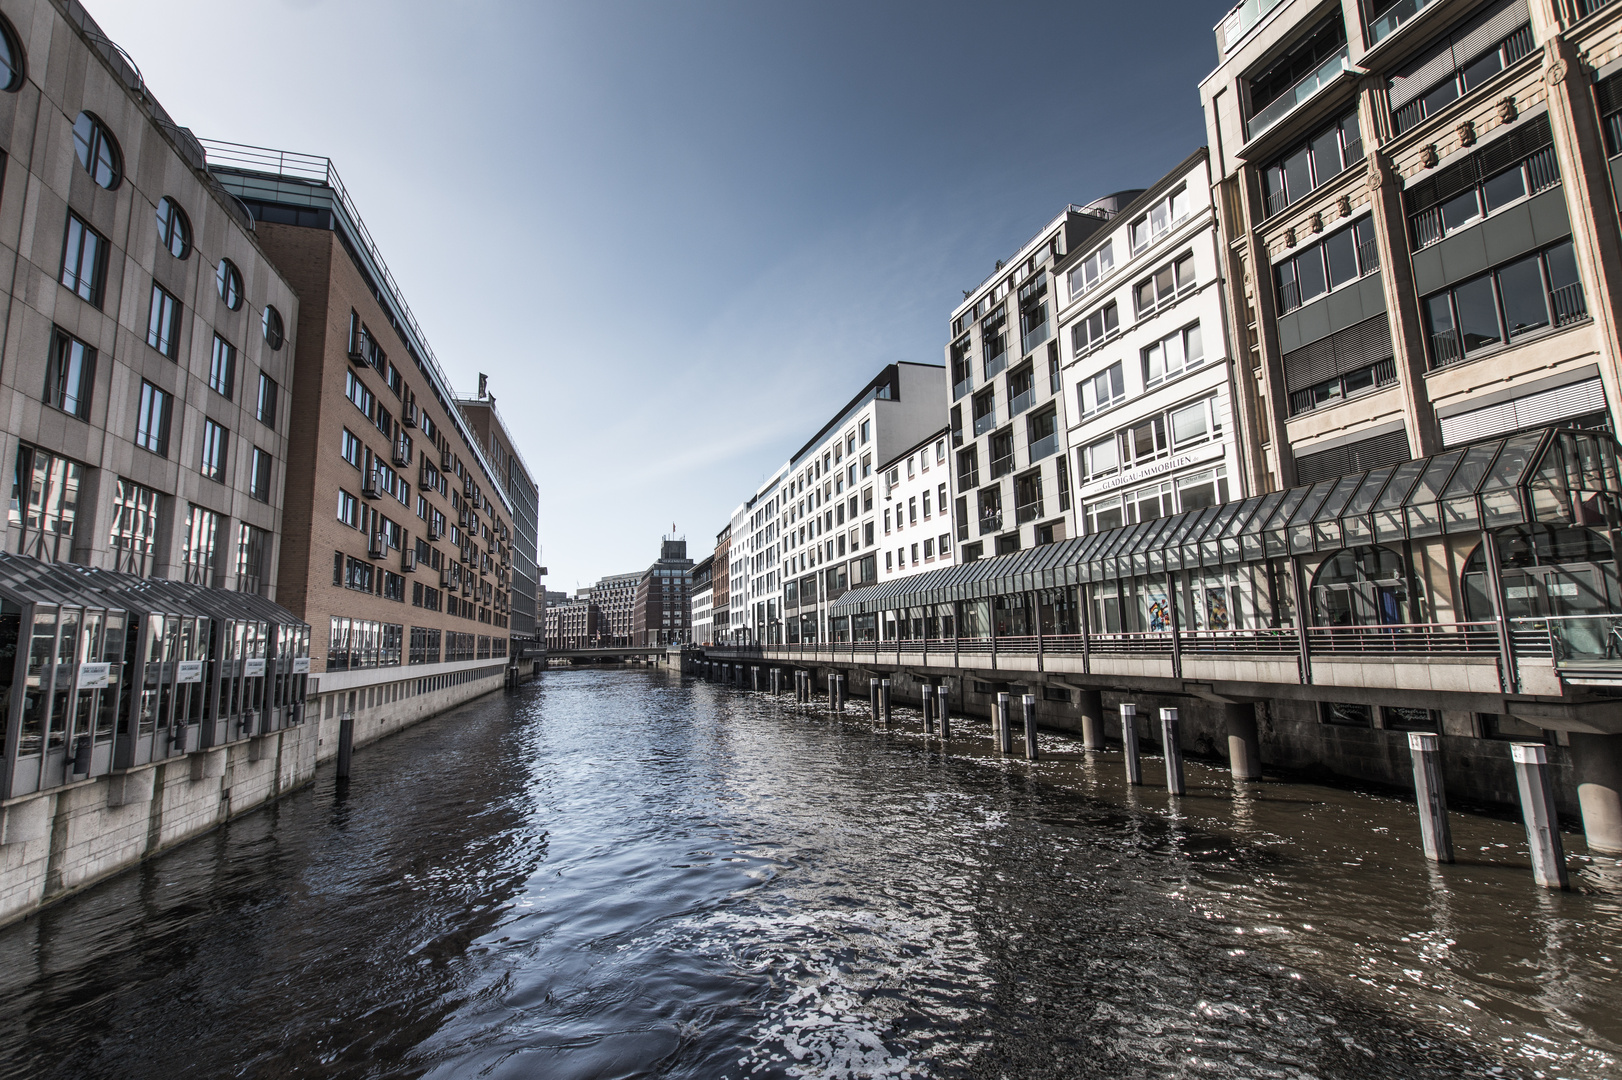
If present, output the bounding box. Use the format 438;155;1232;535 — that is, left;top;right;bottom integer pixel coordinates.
147;281;181;359
60;211;107;307
135;381;173;457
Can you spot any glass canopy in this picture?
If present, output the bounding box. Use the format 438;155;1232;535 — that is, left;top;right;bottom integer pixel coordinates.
830;427;1621;615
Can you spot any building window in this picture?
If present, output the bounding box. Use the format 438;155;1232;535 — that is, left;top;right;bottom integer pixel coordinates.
1015;470;1044;524
9;444;82;559
328;618;403;670
1423;240;1584;369
337;489;358;528
989;428;1015;478
0;14;24;91
147;282;180;358
180;504;222;586
1028;405;1059;461
1133;252;1195;316
249;447;272;502
135;381;172;457
237;523;269;593
972;388;996;436
209;334;236;399
1067;239;1114;300
72;112;121;189
1275;218;1378;313
1142;322;1203;387
216;258;243;309
1055;453;1071;511
1407;116;1557;249
109;478;160;562
1129;186;1190;252
981;308;1008;378
341;429;361;468
200;419;229;482
1245;14;1347;139
263;305;284;350
1260;108;1362;218
256;373;279;428
44;330;94;419
60;212;107;306
155;196;191;259
346;370;375;418
957;445;979;491
1007;363;1035;417
1077;360;1125;417
1071;301;1118;356
1290;359;1398;415
977;485;1003;535
1389;16;1534;135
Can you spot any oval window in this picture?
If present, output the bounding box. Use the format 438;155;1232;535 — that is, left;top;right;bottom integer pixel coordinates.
0;15;25;92
72;112;121;189
262;305;284;350
155;197;191;259
216;259;243;310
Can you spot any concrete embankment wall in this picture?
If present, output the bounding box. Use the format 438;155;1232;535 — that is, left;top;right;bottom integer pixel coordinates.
710;659;1578;821
0;664;511;929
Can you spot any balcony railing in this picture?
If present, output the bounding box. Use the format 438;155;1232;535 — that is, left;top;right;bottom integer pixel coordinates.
1020;322;1049;357
1029;433;1059;461
1218;0;1286;53
1511;614;1622;666
1015;499;1044;525
1368;0;1439;45
973;409;997;437
953;376;972;400
978;511;1002;535
1429;329;1464;370
1246;46;1351;142
983;348;1008;380
990;450;1015;478
1552;282;1589;326
1009;388;1035;417
1307;621;1499;656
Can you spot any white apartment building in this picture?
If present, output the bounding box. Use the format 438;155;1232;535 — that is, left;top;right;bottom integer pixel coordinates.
944;198;1138;562
1058;150;1246;547
878;427;957;580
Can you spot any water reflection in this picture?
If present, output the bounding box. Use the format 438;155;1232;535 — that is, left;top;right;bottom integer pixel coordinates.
0;668;1616;1079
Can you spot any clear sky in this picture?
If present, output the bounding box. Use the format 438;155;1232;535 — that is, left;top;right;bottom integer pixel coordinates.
93;0;1229;593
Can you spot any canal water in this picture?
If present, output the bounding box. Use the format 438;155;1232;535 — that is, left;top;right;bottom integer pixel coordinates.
1;669;1620;1079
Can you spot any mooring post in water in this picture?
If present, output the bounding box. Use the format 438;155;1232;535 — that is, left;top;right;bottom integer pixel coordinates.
996;693;1012;754
1512;743;1569;889
751;666;760;692
336;711;355;780
1408;733;1454;864
1079;688;1105;752
1022;694;1039;761
881;679;892;726
1160;707;1185;795
835;675;847;712
937;684;951;741
922;684;934;734
771;668;781;695
1121;703;1142;786
870;677;880;719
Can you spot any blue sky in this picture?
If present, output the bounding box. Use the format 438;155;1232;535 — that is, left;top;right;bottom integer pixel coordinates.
97;0;1229;591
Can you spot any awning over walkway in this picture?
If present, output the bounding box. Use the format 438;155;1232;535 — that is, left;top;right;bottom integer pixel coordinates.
0;556;306;628
830;426;1621;615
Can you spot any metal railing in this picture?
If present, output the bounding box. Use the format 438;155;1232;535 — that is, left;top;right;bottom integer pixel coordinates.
1009;388;1035;417
1552;282;1589;327
1429;329;1464;370
1307;621;1500;656
1246;46;1351;141
978;511;1003;535
1510;614;1622;665
953;376;972;400
1368;0;1440;45
1218;0;1286;53
1015;499;1044;525
973;409;997;436
1029;433;1059;461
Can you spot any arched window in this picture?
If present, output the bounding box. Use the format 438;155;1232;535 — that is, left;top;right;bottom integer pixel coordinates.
0;14;25;92
72;112;121;189
262;305;284;350
155;197;190;259
1461;525;1621;622
1310;545;1411;626
216;259;243;310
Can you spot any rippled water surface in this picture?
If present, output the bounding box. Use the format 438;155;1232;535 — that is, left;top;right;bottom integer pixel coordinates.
2;668;1621;1078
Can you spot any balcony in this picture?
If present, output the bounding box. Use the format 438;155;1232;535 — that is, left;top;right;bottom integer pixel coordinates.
978;510;1002;535
953;375;972;400
973;408;997;437
1009;387;1035;417
1367;0;1439;45
1217;0;1285;53
1028;433;1059;462
1015;497;1044;525
1553;282;1589;327
1020;321;1049;357
1246;45;1350;142
990;447;1015;479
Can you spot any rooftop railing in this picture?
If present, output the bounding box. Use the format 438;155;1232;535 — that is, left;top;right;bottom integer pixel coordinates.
1217;0;1287;53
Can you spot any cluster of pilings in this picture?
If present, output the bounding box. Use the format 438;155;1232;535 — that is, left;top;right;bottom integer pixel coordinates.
683;657;1577;890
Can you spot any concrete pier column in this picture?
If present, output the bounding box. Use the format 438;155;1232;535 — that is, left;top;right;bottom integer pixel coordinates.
937;685;951;741
751;666;760;692
336;712;355;780
827;673;835;707
1408;733;1454;864
772;668;781;695
996;693;1012;754
870;678;880;719
835;675;846;712
1079;689;1105;751
1160;708;1184;795
880;679;892;725
1022;694;1039;761
922;685;934;734
1224;702;1261;781
1121;704;1142;785
1570;732;1622;855
1512;743;1569;890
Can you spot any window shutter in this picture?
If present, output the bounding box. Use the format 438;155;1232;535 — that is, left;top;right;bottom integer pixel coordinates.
1294;429;1412;484
1282;314;1394;392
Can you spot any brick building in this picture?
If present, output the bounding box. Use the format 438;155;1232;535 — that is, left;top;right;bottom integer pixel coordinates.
631;538;692;645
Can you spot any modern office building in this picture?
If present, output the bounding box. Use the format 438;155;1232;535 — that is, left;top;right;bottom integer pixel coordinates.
689;554;714;644
204;143;517;723
589;571;640;645
878;427;957;581
456;379;541;661
945;202;1135;560
774;363;946;643
632;537;693;646
1058;151;1247;551
544;598;600;650
1199;0;1621;490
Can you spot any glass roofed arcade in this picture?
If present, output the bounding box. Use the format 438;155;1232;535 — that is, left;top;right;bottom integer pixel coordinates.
0;555;310;800
815;427;1622;696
